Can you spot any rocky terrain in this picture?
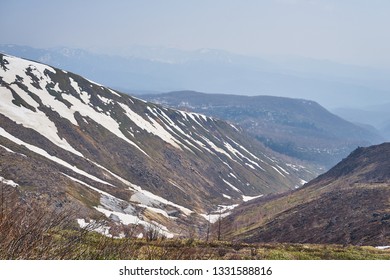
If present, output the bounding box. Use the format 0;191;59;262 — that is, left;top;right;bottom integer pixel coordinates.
0;53;312;239
220;143;390;246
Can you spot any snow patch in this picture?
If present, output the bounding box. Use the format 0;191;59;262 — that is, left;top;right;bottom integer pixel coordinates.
201;136;234;161
97;95;113;105
63;173;117;199
0;176;19;187
61;95;148;156
148;107;203;152
242;194;263;202
0;85;84;157
1;55;148;157
107;88;121;97
376;246;390;250
286;163;300;171
201;204;239;224
245;163;256;170
229;123;240;131
95;207;141;226
272;166;286;177
0;127;115;187
119;103;182;149
0;144;27;157
94;207;174;238
77;218;112;237
130;187;193;216
276;164;290;175
0;55;55;86
222;178;242;193
69;77;91;105
224;141;265;171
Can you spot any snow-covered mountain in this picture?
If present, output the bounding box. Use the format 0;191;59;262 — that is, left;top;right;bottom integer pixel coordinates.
0;53;312;238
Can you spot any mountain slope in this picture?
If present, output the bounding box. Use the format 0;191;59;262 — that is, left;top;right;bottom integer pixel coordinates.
221;143;390;246
140;91;383;169
0;53;312;238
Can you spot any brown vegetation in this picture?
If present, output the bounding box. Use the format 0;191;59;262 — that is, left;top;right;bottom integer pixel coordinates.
220;143;390;246
1;183;390;260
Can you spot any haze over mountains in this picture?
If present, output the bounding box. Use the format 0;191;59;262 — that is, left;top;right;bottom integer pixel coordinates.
1;44;389;132
333;104;390;140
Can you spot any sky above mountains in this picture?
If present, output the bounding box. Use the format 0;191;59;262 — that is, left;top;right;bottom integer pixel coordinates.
2;0;390;69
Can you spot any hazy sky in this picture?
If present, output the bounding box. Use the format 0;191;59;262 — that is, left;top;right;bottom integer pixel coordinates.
1;0;390;68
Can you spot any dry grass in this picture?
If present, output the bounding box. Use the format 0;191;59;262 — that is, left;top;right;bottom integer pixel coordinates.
1;184;390;260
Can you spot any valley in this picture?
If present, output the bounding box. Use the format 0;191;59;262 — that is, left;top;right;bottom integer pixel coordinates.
140;91;383;170
0;53;311;241
219;143;390;247
0;52;389;259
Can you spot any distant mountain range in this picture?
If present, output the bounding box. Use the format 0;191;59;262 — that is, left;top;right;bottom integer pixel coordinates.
0;53;312;238
221;143;390;246
1;44;390;112
140;91;384;169
333;104;390;140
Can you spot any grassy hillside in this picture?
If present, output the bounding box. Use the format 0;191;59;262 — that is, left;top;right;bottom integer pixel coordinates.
1;185;389;260
219;143;390;246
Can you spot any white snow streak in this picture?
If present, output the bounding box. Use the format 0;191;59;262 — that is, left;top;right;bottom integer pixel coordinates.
201;204;239;224
0;86;84;157
272;166;286;177
0;54;147;157
242;194;263;202
0;144;16;154
63;173;117;199
62;95;148;156
0;176;19;187
0;127;115;187
130;188;193;216
376;246;390;250
119;103;182;149
222;178;242;193
94;207;174;238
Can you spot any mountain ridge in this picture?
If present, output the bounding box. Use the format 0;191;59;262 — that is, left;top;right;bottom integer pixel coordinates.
2;44;390;109
0;53;312;238
220;143;390;246
140;90;383;169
